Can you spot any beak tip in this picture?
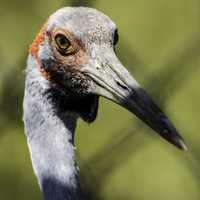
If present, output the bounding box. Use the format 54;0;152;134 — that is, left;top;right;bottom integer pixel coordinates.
168;133;188;151
176;138;188;151
158;118;188;151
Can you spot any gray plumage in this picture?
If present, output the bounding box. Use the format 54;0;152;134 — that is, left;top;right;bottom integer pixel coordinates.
24;56;81;200
23;7;187;200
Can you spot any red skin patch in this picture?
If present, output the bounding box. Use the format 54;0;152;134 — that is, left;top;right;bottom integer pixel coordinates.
29;23;50;78
29;23;47;57
29;24;89;83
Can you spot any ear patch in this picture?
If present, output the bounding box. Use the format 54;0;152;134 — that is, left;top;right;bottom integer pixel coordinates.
29;23;47;57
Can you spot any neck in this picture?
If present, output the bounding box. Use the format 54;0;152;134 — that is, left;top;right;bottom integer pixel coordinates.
23;56;83;200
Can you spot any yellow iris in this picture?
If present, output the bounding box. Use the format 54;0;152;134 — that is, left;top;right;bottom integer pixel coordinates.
55;34;71;54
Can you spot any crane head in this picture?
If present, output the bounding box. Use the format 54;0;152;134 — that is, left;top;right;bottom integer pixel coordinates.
29;7;187;150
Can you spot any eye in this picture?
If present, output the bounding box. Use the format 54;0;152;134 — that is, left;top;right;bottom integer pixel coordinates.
55;34;72;55
113;29;119;45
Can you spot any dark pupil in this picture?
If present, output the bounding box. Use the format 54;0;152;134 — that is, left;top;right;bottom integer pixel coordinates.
56;34;69;49
114;30;119;45
60;37;67;46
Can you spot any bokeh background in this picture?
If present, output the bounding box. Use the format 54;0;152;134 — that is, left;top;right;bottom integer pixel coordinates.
0;0;200;199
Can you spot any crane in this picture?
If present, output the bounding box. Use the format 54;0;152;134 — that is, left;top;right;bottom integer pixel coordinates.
23;7;187;200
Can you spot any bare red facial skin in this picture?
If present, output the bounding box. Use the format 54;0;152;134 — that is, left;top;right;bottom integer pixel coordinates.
29;23;51;79
29;23;47;58
49;28;89;70
29;24;89;83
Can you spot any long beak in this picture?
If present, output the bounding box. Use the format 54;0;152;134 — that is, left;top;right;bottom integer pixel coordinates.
81;51;187;150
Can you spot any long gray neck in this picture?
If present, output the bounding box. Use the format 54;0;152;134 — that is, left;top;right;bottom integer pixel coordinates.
23;56;83;200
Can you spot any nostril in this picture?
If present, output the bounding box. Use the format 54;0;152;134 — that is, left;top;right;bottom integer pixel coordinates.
116;80;128;90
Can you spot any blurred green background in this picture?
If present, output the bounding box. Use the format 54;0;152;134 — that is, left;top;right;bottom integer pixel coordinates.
0;0;200;199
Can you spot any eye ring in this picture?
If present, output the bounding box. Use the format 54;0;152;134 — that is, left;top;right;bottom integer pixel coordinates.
55;33;72;55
